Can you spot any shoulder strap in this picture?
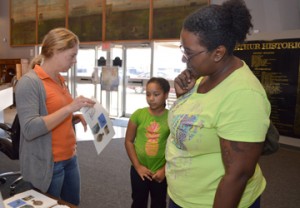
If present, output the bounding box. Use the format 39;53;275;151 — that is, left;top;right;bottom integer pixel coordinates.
11;114;21;159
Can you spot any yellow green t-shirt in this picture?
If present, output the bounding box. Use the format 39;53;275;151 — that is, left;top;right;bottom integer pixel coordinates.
166;62;271;208
131;107;170;172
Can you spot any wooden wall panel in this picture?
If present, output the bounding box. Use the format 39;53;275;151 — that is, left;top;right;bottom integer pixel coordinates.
10;0;208;45
10;0;36;45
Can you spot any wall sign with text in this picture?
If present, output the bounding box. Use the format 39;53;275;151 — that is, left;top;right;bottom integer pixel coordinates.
234;39;300;139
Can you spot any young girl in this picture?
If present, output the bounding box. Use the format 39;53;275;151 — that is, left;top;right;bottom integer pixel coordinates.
125;77;170;208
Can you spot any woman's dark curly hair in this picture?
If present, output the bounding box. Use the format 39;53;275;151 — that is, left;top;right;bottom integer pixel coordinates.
183;0;253;55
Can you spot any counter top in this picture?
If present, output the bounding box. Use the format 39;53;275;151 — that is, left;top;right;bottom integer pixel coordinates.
0;85;13;110
0;83;12;91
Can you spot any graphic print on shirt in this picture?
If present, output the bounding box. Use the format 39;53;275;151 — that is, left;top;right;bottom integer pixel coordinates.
145;121;160;156
171;114;204;150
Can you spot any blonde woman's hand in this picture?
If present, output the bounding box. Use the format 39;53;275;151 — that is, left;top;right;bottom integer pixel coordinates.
73;114;87;131
68;96;96;112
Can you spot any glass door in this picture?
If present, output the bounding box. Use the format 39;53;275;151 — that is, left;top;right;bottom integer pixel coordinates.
73;46;107;100
124;45;151;117
100;46;123;117
152;42;186;109
69;41;184;118
99;44;152;117
75;47;98;99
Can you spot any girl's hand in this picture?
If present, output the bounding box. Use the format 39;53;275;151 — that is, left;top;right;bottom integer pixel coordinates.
136;165;153;181
174;69;196;97
152;167;165;183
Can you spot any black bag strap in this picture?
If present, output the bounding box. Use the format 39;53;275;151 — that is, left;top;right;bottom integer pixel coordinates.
262;122;280;155
11;114;21;159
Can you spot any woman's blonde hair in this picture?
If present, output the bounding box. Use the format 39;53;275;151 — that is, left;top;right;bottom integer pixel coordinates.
30;28;79;69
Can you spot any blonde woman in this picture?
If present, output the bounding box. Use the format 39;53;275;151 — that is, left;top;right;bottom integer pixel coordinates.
16;28;95;205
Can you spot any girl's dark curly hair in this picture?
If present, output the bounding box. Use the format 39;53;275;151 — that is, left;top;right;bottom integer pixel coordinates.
183;0;253;55
147;77;170;93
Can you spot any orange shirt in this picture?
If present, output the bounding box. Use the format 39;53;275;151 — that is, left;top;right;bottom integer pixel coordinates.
34;65;75;162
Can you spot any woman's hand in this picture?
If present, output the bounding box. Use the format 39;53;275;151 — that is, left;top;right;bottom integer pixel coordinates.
68;96;96;113
73;114;87;131
174;69;196;97
42;96;95;131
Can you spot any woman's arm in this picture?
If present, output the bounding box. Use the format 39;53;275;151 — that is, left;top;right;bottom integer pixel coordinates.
213;138;264;208
125;120;153;181
42;95;94;131
16;74;95;139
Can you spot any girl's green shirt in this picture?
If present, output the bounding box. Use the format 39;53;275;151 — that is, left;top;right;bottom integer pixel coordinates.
130;107;170;172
